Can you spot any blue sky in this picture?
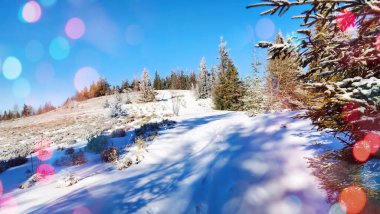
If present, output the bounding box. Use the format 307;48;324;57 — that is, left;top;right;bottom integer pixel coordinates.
0;0;304;111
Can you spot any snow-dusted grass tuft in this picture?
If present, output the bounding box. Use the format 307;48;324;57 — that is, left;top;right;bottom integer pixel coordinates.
57;172;80;188
135;137;145;150
19;174;41;189
115;146;146;170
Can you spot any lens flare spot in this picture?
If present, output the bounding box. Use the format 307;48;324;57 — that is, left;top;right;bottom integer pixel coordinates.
12;78;31;99
73;206;92;214
74;67;100;91
341;102;361;122
255;18;275;40
49;37;70;60
35;62;55;84
36;164;55;180
337;10;356;32
0;195;18;213
0;180;3;197
2;56;22;80
38;0;57;7
339;186;366;214
329;202;346;214
361;159;380;191
21;1;42;23
25;40;44;62
34;138;54;161
364;132;380;154
65;18;86;40
353;140;371;162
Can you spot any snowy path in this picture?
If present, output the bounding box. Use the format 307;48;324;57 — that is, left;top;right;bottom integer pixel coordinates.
0;110;333;214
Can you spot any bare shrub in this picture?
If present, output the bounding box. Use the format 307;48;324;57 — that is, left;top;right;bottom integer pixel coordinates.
7;156;28;168
135;123;159;138
0;161;8;173
101;147;119;163
55;150;87;167
111;128;126;138
87;135;108;153
135;120;176;141
71;150;87;165
65;147;75;155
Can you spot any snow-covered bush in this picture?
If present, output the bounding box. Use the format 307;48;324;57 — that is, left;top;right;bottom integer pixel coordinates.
101;147;119;163
103;99;110;108
57;173;80;188
111;128;126;138
86;136;108;153
108;93;128;118
55;150;87;167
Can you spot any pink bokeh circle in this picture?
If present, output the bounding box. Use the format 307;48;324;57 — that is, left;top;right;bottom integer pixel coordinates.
65;18;86;40
21;1;42;23
74;67;100;91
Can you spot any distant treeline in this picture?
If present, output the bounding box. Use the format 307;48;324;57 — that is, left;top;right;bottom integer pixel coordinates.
0;70;198;121
0;102;56;121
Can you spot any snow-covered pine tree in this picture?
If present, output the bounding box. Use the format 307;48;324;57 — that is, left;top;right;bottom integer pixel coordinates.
109;92;127;118
139;68;156;102
242;48;265;116
196;57;211;99
209;65;217;92
213;37;244;110
248;0;380;143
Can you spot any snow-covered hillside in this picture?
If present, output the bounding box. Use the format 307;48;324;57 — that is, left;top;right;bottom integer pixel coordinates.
0;90;336;214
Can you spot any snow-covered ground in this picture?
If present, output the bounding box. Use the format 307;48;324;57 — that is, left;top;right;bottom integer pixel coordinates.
0;90;338;214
